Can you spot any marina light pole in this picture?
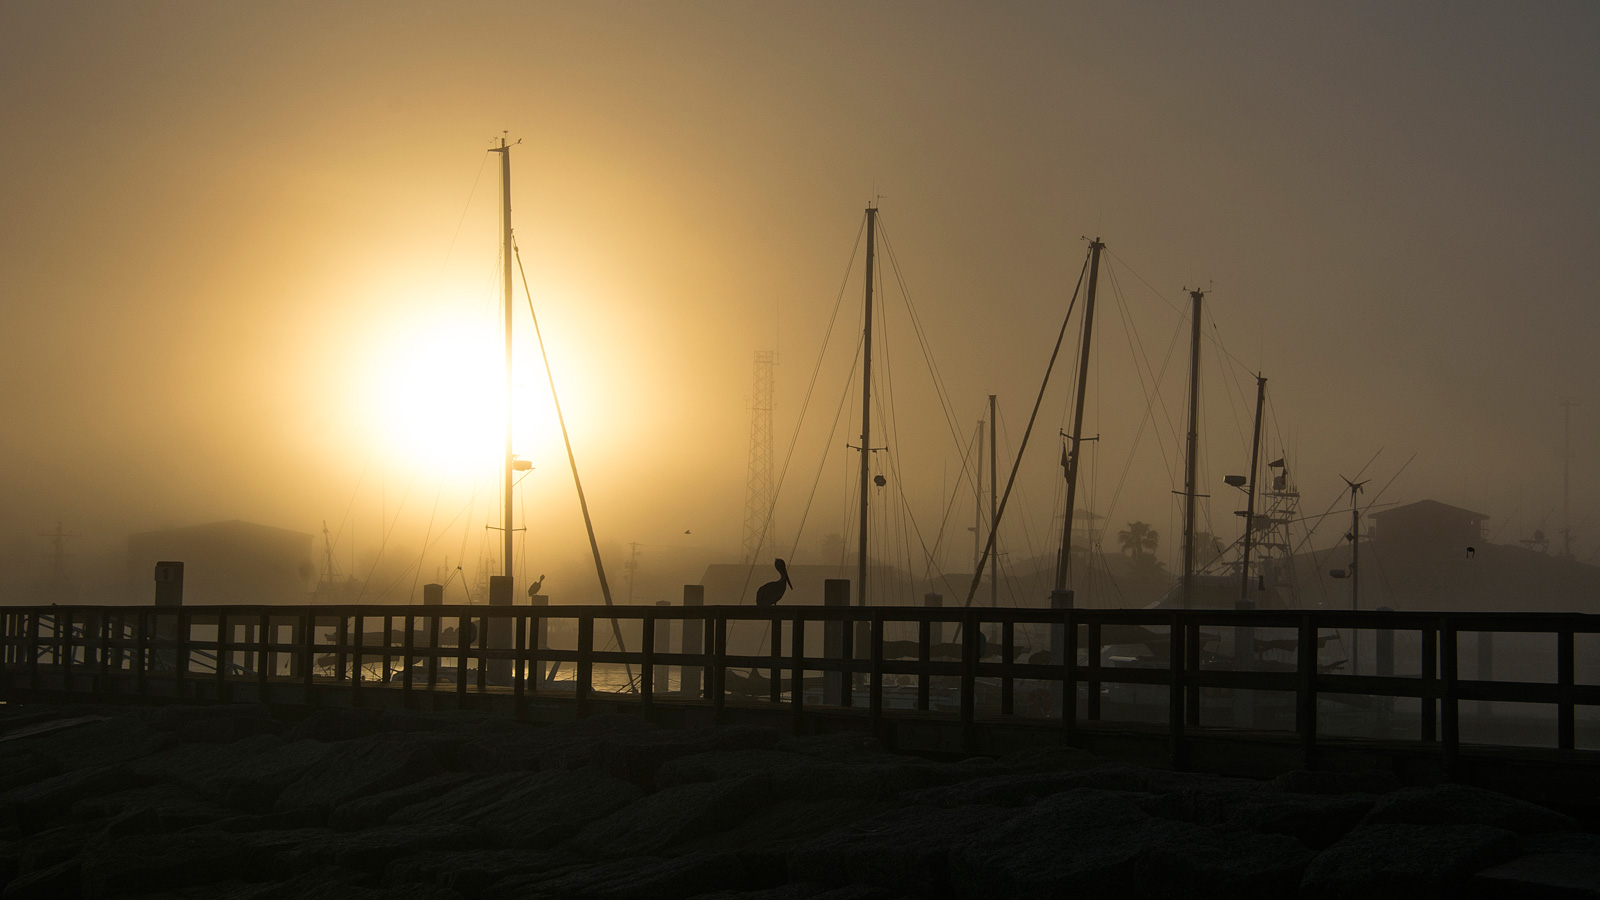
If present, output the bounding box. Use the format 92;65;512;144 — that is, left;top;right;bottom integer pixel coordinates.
1237;374;1266;609
1181;288;1204;608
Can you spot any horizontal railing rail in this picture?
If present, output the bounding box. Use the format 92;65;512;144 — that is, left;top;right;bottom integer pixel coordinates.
3;604;1597;767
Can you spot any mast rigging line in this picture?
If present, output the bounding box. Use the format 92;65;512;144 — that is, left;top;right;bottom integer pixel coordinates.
737;216;867;603
962;249;1092;608
876;216;984;496
512;240;634;688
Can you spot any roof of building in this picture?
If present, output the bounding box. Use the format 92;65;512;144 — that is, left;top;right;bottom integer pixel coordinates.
1369;499;1489;522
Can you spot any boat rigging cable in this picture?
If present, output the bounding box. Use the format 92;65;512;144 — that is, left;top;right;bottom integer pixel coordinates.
513;241;635;688
734;218;866;603
962;249;1091;607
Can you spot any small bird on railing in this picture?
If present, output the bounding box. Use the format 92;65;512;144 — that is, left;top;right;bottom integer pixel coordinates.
528;574;545;598
755;558;793;606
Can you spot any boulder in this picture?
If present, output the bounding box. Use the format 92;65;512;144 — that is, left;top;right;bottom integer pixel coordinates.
128;734;287;788
285;708;386;743
454;715;657;773
1467;851;1600;899
72;785;235;832
1300;823;1520;900
1271;769;1402;796
1361;784;1580;834
687;885;894;900
1134;824;1314;899
567;776;770;858
483;850;784;900
329;772;480;831
383;849;578;896
790;804;1016;895
947;789;1192;899
589;726;782;789
284;823;479;874
76;831;279;900
468;770;646;850
2;857;78;900
1141;787;1375;849
273;737;450;818
675;798;896;856
189;740;334;813
0;764;147;833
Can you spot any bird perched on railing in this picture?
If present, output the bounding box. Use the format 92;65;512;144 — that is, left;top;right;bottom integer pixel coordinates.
755;558;793;606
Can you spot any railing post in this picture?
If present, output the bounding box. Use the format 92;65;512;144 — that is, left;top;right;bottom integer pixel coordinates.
916;619;932;712
681;585;704;697
1558;629;1576;751
514;611;527;709
427;615;441;689
527;595;546;692
769;610;783;704
1441;618;1459;775
60;611;74;691
1063;604;1078;734
869;609;885;730
351;613;364;704
300;612;314;705
382;615;394;684
640;607;656;709
960;608;978;750
217;613;230;700
1086;620;1102;721
99;613;113;693
334;615;347;684
1421;626;1438;742
476;614;488;693
404;615;417;704
790;608;806;734
1296;614;1317;766
1169;614;1185;769
27;612;41;690
256;612;269;692
456;614;470;698
1000;619;1015;716
712;613;728;722
135;612;148;695
576;615;594;716
1185;622;1201;727
176;609;190;698
823;579;849;707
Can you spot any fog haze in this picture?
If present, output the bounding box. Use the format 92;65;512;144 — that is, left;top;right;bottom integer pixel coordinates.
2;2;1596;604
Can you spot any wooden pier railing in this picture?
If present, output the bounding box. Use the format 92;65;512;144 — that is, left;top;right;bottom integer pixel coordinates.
3;604;1598;770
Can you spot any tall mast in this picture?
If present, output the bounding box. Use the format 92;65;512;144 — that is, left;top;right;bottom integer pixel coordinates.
1238;374;1266;609
1055;238;1104;593
857;205;877;606
989;393;998;608
1181;289;1204;608
491;136;515;583
973;416;983;574
1561;397;1577;558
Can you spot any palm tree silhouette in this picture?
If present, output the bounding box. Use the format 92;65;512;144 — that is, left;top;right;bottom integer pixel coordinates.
1116;522;1159;559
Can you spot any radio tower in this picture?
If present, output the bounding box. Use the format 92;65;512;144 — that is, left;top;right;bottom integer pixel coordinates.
742;350;776;564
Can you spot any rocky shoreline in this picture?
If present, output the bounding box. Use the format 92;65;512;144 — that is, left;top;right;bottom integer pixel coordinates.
0;702;1594;899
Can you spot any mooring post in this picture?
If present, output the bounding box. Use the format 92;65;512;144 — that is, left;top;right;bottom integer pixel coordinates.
682;585;704;696
823;579;849;706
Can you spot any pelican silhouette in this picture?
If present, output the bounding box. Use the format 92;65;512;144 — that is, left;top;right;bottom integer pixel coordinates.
755;558;793;606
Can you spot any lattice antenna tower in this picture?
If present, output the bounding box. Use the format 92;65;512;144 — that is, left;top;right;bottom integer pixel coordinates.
742;350;776;563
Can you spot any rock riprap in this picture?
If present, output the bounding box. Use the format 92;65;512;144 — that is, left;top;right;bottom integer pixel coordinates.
0;703;1592;899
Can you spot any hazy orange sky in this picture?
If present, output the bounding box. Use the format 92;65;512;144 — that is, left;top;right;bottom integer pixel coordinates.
2;2;1596;603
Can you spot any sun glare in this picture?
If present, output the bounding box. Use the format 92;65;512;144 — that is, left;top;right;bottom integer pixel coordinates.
370;316;504;471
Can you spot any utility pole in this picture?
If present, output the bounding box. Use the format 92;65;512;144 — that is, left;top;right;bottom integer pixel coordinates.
990;394;998;608
1055;238;1105;593
856;205;877;607
1181;289;1204;608
1238;375;1266;610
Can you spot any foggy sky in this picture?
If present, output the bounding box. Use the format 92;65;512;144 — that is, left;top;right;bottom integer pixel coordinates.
2;1;1597;603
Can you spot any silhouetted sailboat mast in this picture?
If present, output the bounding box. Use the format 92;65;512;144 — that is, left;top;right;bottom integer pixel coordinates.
1180;289;1204;608
1054;238;1105;594
489;136;518;582
855;205;878;606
